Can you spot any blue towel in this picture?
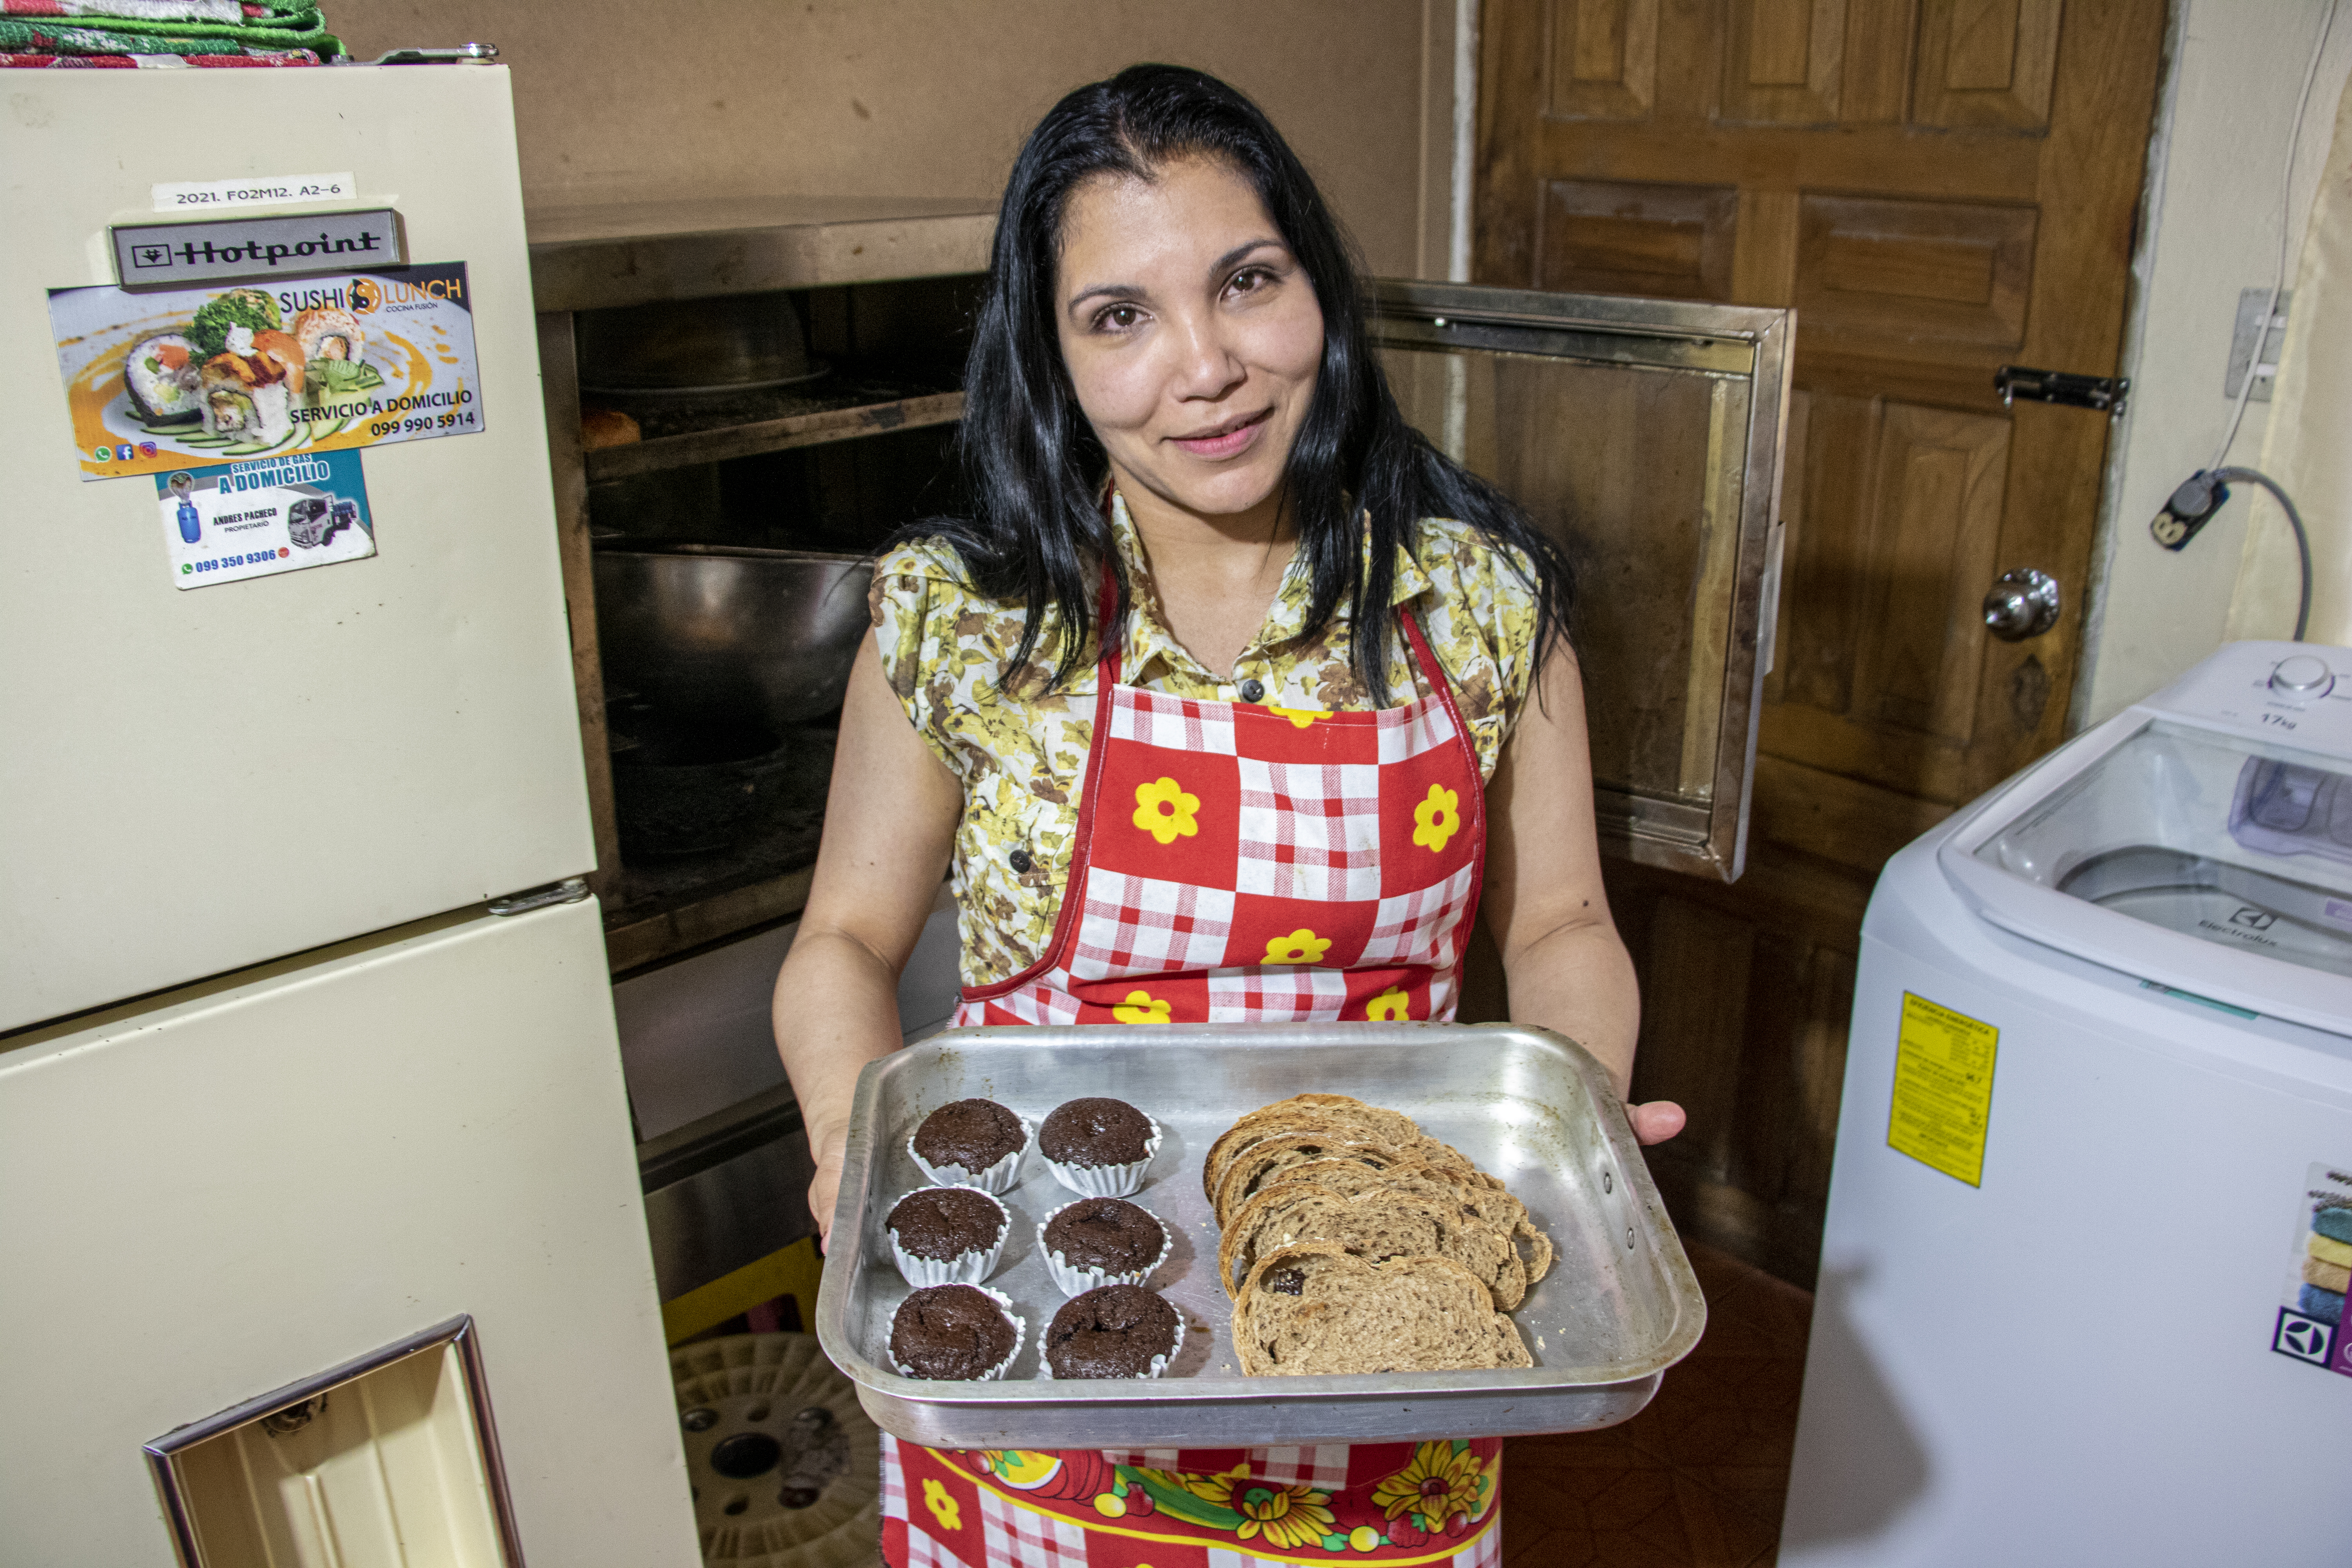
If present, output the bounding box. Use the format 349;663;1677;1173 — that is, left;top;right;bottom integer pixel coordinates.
2314;1206;2352;1247
2298;1283;2344;1325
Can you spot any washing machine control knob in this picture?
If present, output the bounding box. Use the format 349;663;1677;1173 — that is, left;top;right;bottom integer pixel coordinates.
2269;654;2335;696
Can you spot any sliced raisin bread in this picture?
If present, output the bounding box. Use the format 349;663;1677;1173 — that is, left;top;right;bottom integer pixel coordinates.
1200;1095;1427;1200
1212;1133;1482;1226
1216;1181;1532;1308
1232;1242;1532;1375
1252;1158;1554;1285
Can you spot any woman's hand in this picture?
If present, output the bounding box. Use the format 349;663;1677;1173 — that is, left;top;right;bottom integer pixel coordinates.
1627;1100;1686;1146
808;1124;850;1252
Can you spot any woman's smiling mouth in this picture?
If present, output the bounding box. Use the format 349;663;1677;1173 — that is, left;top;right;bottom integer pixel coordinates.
1167;406;1274;460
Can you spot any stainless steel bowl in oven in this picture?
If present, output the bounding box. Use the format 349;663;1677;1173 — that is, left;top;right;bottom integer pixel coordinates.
594;545;873;731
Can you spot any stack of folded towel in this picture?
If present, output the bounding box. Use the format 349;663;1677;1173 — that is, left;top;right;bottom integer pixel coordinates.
2301;1200;2352;1325
1;0;339;67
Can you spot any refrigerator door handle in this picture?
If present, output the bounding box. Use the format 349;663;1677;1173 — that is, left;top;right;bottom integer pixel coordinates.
488;877;591;916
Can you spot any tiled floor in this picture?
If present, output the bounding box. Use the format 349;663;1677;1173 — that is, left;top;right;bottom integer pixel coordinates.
1502;1241;1813;1568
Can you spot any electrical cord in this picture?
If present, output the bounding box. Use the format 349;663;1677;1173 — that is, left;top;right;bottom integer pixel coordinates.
2149;0;2337;644
2216;467;2316;641
2211;0;2340;471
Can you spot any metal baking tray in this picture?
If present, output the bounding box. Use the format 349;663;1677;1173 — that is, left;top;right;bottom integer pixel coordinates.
815;1023;1705;1449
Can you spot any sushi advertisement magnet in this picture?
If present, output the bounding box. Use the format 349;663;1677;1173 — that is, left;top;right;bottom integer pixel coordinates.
157;450;375;589
47;263;482;483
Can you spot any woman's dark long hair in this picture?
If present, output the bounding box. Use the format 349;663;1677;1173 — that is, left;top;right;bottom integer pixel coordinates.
932;63;1574;701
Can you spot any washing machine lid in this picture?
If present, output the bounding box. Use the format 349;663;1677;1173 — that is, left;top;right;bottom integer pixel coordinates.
1938;648;2352;1034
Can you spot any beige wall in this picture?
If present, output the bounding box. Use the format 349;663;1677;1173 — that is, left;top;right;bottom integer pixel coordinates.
2078;0;2352;724
338;0;1457;279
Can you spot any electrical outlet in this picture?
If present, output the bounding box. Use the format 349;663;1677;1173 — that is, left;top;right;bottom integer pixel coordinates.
2226;287;2292;401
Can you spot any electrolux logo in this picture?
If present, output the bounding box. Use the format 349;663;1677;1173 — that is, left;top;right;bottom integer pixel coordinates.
2198;915;2278;948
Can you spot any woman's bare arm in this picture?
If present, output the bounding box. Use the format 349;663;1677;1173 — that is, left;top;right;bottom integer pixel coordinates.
1481;642;1685;1146
773;641;963;1244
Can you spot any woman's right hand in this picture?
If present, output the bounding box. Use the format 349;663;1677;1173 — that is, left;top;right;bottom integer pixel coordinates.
808;1125;849;1252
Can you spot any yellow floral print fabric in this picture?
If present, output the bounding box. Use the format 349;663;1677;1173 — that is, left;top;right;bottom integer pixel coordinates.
869;493;1541;987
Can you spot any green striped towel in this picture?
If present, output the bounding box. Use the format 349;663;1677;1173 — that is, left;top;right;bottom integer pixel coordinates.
1;2;340;57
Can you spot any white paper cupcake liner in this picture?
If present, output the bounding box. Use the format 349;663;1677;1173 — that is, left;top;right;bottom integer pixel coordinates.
1037;1306;1185;1381
890;1285;1025;1382
1036;1197;1174;1296
1040;1115;1162;1197
887;1186;1010;1288
907;1112;1032;1195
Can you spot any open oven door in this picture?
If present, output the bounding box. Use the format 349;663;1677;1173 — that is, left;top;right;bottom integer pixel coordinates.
1372;281;1793;882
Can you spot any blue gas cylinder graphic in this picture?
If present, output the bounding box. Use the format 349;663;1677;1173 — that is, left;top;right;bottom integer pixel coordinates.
176;498;201;544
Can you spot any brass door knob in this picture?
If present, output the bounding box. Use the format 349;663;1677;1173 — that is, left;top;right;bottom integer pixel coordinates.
1983;569;2061;641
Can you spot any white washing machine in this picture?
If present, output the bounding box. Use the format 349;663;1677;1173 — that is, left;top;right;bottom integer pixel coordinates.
1782;641;2352;1566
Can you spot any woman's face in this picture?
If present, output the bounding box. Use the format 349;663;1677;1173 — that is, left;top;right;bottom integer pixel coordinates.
1054;156;1324;524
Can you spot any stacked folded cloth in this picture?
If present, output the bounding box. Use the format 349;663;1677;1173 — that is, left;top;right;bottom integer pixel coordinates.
2;0;340;67
2302;1201;2352;1325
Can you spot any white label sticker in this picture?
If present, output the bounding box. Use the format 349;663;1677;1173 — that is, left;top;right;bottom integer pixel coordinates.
151;173;358;213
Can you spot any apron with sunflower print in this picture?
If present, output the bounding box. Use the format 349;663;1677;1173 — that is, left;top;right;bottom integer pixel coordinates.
882;581;1501;1568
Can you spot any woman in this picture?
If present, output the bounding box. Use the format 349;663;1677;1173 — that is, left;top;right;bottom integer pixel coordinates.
775;63;1684;1568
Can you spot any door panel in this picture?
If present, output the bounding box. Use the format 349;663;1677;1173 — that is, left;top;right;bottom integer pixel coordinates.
1551;0;1662;118
1476;0;2164;1283
0;69;596;1032
0;897;695;1567
1373;281;1792;879
1539;178;1740;297
1795;194;2038;350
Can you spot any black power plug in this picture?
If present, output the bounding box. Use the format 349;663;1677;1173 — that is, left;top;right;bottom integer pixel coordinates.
2151;470;2230;550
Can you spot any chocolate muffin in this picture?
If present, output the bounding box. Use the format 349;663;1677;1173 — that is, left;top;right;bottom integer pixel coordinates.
911;1099;1026;1176
1040;1098;1155;1167
887;1187;1008;1263
890;1285;1020;1381
1043;1284;1181;1379
1043;1198;1164;1275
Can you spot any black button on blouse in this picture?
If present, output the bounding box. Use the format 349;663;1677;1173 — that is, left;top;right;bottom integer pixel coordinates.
1238;677;1266;703
1008;848;1033;874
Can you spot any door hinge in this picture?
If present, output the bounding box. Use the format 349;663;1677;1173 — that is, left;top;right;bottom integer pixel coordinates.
488;877;591;916
1995;366;2128;417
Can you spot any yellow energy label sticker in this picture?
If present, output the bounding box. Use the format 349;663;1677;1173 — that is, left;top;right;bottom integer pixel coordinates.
1888;992;1999;1186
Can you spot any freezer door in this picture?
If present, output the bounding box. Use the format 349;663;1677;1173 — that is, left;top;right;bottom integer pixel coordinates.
0;66;593;1030
1372;281;1793;880
0;895;697;1568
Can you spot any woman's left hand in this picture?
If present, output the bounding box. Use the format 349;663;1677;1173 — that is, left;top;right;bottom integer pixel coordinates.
1627;1100;1686;1146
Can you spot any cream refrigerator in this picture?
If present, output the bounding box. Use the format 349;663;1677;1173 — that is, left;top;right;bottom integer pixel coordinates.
0;62;697;1567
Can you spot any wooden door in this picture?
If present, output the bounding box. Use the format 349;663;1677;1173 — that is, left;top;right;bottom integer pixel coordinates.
1472;0;2165;1282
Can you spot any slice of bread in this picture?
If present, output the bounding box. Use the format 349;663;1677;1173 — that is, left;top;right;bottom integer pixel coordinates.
1232;1242;1532;1375
1216;1181;1531;1308
1213;1133;1475;1226
1254;1158;1553;1285
1200;1096;1426;1199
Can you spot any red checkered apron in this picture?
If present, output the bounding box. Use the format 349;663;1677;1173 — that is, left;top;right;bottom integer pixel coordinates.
882;571;1502;1567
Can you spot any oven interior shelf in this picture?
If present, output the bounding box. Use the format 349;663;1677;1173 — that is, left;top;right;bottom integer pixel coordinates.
528;201;987;972
584;385;965;481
